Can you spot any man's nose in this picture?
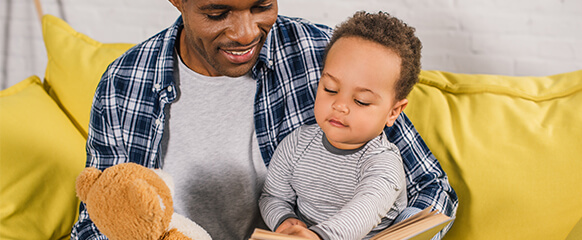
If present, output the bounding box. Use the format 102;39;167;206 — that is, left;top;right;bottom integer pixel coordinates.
225;12;260;46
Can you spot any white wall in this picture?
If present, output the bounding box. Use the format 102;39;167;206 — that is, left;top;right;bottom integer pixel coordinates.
1;0;581;90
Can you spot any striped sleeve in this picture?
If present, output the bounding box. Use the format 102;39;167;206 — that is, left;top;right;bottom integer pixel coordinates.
259;127;303;230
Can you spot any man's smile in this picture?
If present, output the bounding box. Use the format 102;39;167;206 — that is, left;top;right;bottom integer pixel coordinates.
224;48;253;55
220;44;259;64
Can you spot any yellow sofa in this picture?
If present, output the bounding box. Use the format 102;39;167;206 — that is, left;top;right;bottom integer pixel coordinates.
1;14;581;240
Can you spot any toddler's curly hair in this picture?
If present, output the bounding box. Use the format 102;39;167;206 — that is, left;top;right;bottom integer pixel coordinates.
325;11;422;101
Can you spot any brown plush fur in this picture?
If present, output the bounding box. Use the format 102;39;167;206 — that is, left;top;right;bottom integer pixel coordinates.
76;163;174;240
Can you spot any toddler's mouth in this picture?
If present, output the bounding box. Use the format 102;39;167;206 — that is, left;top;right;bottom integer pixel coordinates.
329;119;347;127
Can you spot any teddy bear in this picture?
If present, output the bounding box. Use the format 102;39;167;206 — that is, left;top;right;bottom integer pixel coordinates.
75;162;212;240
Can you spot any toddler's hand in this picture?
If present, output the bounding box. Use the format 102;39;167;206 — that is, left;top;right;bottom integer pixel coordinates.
275;218;307;233
279;225;321;240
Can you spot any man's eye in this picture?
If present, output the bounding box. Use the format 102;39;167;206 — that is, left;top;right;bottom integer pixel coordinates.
253;4;274;12
324;88;337;94
206;12;228;21
355;99;370;106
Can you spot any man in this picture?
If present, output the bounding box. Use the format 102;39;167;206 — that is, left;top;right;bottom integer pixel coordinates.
71;0;458;239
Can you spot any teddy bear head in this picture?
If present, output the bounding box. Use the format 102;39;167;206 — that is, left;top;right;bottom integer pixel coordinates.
76;163;174;240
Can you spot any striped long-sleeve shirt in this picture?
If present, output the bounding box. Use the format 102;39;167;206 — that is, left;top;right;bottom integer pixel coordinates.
260;124;408;240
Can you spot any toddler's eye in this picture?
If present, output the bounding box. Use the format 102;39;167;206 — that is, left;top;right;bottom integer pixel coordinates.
355;99;370;106
324;88;337;94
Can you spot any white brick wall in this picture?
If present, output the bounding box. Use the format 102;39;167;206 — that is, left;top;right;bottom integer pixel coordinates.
1;0;581;89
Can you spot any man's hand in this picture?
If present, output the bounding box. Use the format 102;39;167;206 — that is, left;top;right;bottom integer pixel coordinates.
279;225;321;240
275;218;307;233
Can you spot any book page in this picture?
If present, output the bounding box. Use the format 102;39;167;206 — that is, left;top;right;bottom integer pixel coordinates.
370;206;452;240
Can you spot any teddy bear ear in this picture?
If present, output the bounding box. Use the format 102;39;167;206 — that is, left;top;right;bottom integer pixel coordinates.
76;167;102;202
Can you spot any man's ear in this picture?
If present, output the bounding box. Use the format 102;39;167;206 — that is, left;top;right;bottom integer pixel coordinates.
385;98;408;127
168;0;182;11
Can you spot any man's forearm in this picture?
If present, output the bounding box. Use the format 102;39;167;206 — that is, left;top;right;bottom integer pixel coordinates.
70;203;108;240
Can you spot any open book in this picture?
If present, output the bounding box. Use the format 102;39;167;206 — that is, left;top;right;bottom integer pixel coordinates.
249;206;453;240
369;206;453;240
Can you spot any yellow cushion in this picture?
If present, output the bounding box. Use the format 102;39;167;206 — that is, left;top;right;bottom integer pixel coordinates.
42;14;134;138
404;70;582;240
566;217;582;240
0;76;87;240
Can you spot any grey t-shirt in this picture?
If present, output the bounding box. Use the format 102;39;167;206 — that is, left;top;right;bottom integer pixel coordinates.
161;53;267;239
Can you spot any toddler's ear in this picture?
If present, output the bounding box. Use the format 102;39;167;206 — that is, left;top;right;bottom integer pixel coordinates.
75;167;102;202
385;98;408;127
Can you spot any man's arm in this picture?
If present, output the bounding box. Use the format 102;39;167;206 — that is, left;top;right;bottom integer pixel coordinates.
70;15;178;239
71;203;108;240
385;113;458;237
71;70;131;239
70;85;119;240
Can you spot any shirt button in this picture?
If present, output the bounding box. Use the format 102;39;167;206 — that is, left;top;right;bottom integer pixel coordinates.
153;83;161;91
167;86;173;92
268;60;274;66
155;119;161;126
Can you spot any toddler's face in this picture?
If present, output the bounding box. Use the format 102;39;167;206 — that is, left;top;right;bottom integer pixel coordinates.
314;36;407;150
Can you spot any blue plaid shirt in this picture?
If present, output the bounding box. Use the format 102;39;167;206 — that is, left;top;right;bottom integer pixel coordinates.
72;16;457;239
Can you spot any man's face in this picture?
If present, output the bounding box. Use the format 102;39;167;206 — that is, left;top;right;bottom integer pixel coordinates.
170;0;278;77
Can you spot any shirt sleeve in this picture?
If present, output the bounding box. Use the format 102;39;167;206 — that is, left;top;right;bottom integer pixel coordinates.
70;203;108;240
310;150;406;240
259;128;302;231
71;64;130;240
385;113;459;238
85;76;131;170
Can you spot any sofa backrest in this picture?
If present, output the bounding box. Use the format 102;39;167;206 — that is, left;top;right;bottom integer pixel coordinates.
405;69;582;240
